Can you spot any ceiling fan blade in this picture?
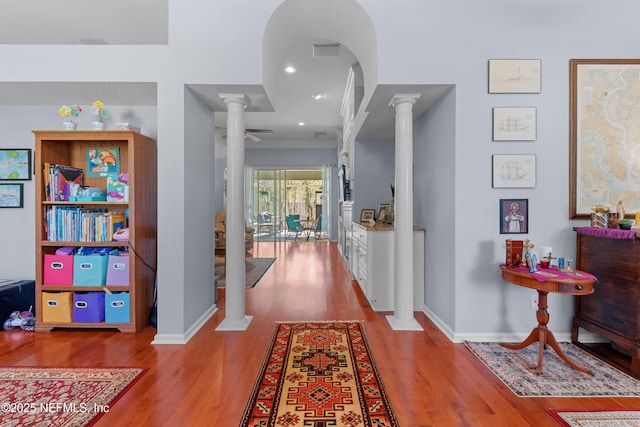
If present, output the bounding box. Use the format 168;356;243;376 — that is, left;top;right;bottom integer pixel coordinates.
246;133;261;142
246;129;273;134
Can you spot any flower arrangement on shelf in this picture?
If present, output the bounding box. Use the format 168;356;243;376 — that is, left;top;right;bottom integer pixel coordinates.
90;100;109;130
90;100;109;122
58;105;82;130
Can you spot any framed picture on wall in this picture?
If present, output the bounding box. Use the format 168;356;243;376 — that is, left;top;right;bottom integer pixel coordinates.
0;183;24;208
570;59;640;218
489;59;541;93
492;107;536;141
492;154;536;188
500;198;528;234
0;149;31;180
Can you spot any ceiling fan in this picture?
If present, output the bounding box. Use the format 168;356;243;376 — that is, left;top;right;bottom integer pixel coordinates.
217;127;273;142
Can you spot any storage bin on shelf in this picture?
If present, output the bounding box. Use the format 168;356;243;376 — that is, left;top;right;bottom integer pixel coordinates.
72;292;105;323
105;292;130;323
42;291;72;323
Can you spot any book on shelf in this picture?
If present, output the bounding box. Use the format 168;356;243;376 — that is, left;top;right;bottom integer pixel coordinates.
44;206;126;243
44;163;83;202
107;173;129;202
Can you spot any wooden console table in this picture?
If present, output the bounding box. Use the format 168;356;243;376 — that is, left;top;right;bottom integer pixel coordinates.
500;265;597;375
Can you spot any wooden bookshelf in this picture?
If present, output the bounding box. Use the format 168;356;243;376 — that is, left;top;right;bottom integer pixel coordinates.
33;130;157;333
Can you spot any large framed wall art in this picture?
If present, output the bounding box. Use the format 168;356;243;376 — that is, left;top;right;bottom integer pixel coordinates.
570;59;640;218
0;149;31;180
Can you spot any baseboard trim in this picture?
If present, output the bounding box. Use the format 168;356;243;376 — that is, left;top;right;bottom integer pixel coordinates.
421;307;603;344
152;305;218;345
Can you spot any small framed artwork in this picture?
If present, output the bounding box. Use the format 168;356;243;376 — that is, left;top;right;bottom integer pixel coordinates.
360;209;375;222
492;107;536;141
0;149;32;180
0;183;24;208
86;147;120;178
492;154;536;188
489;59;541;94
377;203;389;220
500;198;528;234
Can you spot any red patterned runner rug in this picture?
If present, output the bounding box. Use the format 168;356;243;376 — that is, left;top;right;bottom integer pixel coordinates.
241;321;398;427
0;366;146;426
548;409;640;426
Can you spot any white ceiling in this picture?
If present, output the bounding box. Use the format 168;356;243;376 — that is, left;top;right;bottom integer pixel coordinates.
0;1;451;148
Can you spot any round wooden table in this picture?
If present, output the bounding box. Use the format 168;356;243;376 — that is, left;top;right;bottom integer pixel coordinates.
500;265;597;375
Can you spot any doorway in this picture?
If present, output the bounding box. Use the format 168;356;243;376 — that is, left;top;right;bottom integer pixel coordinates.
247;168;325;242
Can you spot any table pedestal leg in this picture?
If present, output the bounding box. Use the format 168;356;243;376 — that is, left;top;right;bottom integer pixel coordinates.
501;290;592;375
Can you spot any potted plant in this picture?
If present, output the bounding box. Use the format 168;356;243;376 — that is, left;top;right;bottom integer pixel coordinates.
619;219;633;230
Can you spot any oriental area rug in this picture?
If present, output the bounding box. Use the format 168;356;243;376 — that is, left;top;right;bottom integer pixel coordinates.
548;409;640;427
240;321;398;427
0;366;146;426
216;257;276;288
465;341;640;397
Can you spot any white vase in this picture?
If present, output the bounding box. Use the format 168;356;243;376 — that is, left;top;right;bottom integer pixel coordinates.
62;121;77;130
92;121;105;130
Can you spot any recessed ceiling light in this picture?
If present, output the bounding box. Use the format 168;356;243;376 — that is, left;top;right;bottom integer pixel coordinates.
285;66;296;73
298;122;305;126
312;93;323;100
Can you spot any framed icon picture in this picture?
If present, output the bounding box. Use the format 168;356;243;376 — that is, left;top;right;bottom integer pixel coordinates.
500;198;528;234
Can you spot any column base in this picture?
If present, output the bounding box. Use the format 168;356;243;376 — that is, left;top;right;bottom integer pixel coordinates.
386;314;423;331
216;315;253;331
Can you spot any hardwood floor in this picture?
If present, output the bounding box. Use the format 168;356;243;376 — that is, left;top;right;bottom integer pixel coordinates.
1;241;638;426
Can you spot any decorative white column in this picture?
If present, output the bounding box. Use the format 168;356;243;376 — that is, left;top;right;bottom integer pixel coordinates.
387;94;423;331
216;94;252;331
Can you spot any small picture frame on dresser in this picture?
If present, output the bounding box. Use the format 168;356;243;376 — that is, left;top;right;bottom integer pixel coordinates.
360;209;375;222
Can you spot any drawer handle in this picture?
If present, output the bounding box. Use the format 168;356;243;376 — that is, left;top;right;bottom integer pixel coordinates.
575;284;583;291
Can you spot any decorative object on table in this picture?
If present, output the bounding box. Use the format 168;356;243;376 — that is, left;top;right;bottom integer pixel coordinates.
240;322;398;427
570;59;640;219
523;239;537;271
85;147;120;178
0;148;31;180
465;341;640;397
90;100;110;130
619;219;633;230
548;409;640;427
500;198;528;234
360;208;375;222
0;183;23;208
492;154;536;188
115;123;141;132
0;366;146;427
58;104;81;130
505;239;524;267
590;204;611;228
377;203;389;221
488;59;541;94
378;184;395;224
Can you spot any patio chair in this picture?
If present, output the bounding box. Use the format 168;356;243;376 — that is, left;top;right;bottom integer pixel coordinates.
314;215;323;240
285;215;302;240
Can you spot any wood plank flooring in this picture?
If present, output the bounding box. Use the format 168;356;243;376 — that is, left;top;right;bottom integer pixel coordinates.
1;241;638;426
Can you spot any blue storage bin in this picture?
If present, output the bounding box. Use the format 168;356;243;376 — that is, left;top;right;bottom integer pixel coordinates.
73;255;108;286
105;292;130;323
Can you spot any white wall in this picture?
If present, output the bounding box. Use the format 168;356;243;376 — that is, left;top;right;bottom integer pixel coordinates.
2;0;638;341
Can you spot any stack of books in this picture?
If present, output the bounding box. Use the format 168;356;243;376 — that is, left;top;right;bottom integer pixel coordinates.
115;123;141;133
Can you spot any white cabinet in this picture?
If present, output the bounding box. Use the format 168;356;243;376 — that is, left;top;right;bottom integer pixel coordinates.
351;222;425;311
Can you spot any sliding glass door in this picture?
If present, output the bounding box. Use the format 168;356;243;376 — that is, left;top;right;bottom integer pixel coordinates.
246;167;328;242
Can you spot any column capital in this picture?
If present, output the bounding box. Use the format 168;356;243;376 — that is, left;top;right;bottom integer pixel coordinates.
389;93;421;108
219;93;248;109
